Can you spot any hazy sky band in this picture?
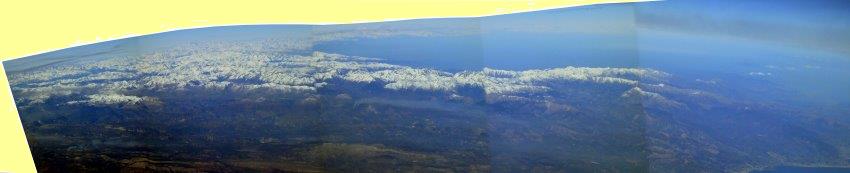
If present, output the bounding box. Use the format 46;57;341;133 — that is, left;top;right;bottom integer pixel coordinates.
636;0;850;55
